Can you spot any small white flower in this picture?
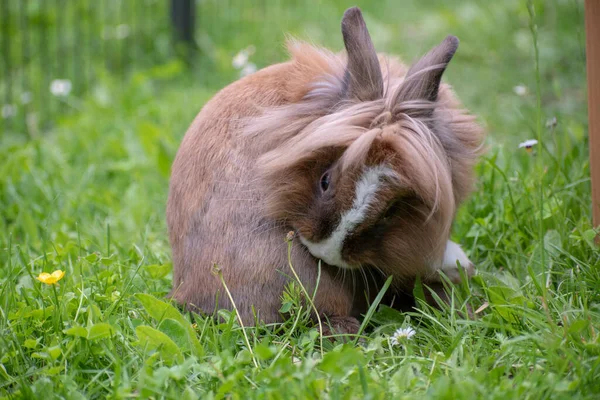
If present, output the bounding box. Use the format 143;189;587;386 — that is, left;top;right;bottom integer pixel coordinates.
513;85;528;96
115;24;130;40
389;326;416;345
232;45;256;69
1;104;16;119
20;92;32;104
50;79;72;97
545;117;557;128
518;139;538;152
240;62;257;77
232;51;249;69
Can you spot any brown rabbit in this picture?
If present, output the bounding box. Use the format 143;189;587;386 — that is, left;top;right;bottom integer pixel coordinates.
167;7;484;333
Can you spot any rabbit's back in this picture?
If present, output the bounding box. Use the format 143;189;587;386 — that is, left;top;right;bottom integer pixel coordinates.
166;57;362;323
168;62;292;247
168;62;289;315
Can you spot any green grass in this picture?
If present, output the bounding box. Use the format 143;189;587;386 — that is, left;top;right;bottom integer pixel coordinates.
1;0;599;398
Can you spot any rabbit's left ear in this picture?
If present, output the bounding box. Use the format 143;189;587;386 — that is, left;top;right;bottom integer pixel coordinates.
341;7;383;101
395;35;459;105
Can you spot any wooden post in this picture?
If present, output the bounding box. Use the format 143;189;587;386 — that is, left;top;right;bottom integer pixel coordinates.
586;0;600;234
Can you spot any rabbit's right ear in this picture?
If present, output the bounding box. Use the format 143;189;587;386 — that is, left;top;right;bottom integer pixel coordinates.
394;36;459;105
341;7;383;101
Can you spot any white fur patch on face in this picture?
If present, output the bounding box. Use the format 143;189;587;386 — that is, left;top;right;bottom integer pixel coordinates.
300;165;395;269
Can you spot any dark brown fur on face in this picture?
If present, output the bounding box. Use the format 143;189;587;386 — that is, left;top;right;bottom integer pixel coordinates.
167;7;484;333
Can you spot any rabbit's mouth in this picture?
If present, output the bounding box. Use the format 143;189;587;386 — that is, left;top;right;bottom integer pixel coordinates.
299;234;357;269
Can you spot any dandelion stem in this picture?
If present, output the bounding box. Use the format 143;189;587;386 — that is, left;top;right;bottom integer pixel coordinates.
286;238;324;358
527;0;549;300
51;283;63;333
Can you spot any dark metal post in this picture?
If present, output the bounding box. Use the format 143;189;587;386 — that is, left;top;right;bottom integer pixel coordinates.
170;0;195;43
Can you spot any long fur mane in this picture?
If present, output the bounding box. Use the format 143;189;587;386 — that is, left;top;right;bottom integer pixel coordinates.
244;40;484;238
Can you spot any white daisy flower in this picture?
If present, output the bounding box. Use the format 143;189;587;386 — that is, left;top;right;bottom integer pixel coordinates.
20;92;32;104
513;85;528;96
1;104;16;119
115;24;130;40
232;50;249;69
232;45;256;69
50;79;72;97
518;139;538;152
389;326;416;345
240;62;257;77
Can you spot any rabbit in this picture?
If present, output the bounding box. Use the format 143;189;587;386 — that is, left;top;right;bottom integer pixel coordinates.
166;7;484;334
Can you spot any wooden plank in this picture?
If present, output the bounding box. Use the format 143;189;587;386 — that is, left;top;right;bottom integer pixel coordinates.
586;0;600;234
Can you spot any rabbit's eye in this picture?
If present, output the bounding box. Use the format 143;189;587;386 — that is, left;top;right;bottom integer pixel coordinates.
320;172;331;192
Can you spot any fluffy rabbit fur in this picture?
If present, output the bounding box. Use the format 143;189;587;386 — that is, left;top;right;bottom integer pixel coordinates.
167;7;484;333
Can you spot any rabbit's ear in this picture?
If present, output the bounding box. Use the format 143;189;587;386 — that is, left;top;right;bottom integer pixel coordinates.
395;35;459;105
341;7;383;101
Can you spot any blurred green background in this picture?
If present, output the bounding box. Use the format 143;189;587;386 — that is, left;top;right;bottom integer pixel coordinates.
1;0;587;140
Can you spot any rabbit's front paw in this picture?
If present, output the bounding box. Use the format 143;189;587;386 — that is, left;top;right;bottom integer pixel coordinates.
439;240;475;283
321;316;360;338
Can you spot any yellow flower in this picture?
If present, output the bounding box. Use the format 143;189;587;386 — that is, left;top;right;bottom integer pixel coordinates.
36;270;65;285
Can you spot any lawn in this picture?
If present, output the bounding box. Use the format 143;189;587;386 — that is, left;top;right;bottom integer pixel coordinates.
1;0;599;398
